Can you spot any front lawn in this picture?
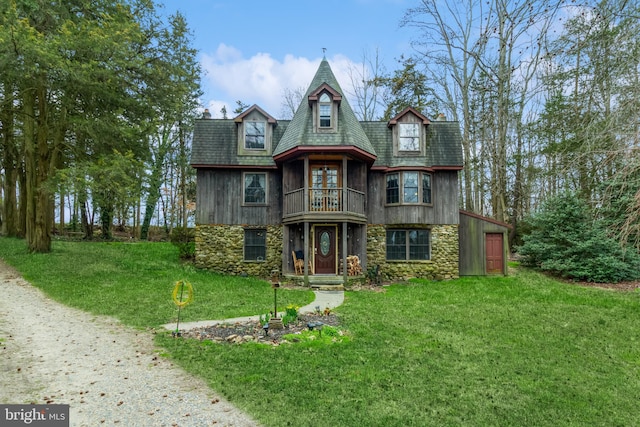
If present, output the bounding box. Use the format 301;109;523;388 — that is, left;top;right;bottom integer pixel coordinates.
158;270;640;426
2;237;639;426
0;237;313;328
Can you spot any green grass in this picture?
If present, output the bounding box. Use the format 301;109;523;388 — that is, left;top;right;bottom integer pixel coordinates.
0;237;313;328
157;271;640;426
2;237;640;426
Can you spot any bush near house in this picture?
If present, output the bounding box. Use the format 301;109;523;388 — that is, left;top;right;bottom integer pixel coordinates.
170;227;195;260
518;192;640;283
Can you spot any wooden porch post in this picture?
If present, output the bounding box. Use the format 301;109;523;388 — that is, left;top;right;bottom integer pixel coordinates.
342;222;348;283
304;221;310;286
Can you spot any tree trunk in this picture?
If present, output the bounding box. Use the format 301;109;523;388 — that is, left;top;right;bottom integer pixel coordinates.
1;87;20;237
31;84;53;252
23;88;39;249
99;200;114;239
79;190;92;239
140;166;162;240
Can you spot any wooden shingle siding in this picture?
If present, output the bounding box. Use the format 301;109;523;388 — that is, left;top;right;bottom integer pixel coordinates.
366;170;459;225
196;169;282;225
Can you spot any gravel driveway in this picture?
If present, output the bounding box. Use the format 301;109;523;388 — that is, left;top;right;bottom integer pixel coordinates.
0;259;260;427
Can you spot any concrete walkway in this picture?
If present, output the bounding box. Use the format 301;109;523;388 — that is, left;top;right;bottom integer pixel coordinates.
163;290;344;332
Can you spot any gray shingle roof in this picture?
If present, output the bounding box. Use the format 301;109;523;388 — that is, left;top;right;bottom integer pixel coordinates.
190;59;462;169
360;121;463;168
272;59;377;158
191;119;290;167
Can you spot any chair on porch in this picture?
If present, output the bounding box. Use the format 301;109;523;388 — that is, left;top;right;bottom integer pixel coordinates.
292;250;304;275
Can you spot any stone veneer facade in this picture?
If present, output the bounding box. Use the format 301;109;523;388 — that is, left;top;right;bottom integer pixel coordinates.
195;225;283;277
366;224;459;281
195;223;459;281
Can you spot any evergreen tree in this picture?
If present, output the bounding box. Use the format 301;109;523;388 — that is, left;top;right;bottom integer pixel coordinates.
519;192;640;283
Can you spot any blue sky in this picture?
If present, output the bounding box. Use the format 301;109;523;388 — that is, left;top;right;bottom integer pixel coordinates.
159;0;415;118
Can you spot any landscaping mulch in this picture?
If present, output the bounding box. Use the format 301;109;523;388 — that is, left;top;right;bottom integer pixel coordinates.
181;313;341;345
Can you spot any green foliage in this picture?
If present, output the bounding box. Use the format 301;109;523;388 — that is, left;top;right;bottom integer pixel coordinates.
281;304;299;326
169;227;195;260
372;55;439;120
258;312;271;325
598;157;640;252
157;271;640;427
0;238;313;327
0;0;202;251
281;325;349;344
518;192;640;282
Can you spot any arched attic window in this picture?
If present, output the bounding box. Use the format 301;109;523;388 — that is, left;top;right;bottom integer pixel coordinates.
319;93;332;128
309;84;341;132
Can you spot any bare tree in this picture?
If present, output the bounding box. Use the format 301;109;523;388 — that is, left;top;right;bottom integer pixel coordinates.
403;0;560;231
279;86;306;119
402;0;486;212
346;49;386;121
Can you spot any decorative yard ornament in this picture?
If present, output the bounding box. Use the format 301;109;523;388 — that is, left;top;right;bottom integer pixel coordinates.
172;279;194;337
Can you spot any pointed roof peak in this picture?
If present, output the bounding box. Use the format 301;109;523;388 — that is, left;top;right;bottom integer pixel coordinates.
273;58;377;161
305;56;344;98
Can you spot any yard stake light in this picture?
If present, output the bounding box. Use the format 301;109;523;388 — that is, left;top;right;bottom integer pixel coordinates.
171;279;194;337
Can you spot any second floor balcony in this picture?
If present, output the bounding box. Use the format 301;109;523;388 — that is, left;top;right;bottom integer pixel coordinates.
283;187;366;223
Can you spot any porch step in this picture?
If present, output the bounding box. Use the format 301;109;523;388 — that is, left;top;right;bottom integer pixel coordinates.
311;284;345;291
309;275;345;290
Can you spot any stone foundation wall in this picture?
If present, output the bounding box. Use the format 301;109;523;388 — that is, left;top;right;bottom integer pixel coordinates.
366;224;459;281
195;225;283;277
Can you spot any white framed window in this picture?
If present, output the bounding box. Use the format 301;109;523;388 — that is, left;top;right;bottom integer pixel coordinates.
319;93;331;128
245;121;265;149
399;123;420;151
243;173;266;204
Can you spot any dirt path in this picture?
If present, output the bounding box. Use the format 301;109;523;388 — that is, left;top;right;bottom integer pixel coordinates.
0;259;260;427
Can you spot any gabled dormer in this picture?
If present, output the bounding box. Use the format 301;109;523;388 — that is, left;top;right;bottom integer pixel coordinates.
308;83;342;133
234;105;277;156
388;107;430;156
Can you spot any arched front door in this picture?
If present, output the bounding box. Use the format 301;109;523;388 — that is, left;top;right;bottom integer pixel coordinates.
314;225;336;274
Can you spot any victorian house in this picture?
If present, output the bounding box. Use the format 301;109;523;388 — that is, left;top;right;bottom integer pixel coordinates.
191;59;509;285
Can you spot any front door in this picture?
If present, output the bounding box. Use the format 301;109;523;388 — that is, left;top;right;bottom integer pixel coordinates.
314;226;336;274
485;233;504;274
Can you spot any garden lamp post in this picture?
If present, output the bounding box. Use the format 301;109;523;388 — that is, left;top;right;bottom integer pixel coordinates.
269;270;283;329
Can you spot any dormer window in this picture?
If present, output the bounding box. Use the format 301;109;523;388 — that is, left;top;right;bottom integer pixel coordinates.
308;84;341;133
399;123;420;151
388;107;430;155
319;93;332;128
234;105;276;156
245;121;265;150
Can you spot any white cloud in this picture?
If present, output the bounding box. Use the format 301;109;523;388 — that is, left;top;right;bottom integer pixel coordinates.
200;45;362;119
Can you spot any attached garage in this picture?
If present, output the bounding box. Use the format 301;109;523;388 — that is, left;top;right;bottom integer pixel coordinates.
458;210;512;276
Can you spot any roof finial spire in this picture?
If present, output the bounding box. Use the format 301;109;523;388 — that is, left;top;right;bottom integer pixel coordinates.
322;47;327;58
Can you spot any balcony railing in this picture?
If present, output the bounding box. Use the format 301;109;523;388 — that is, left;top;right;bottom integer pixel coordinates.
284;187;365;217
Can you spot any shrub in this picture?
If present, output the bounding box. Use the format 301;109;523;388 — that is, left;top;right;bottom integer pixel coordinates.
170;227;195;260
518;192;640;283
281;304;299;327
